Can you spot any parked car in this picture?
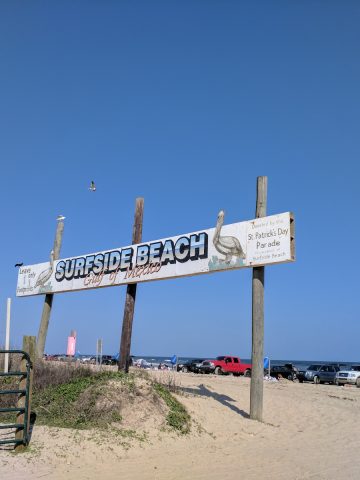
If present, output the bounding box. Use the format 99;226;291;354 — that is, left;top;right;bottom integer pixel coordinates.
80;355;92;363
86;355;114;365
297;364;340;384
197;360;216;374
335;365;360;387
269;364;297;381
177;358;205;373
43;354;59;361
203;356;252;376
101;355;117;365
58;354;75;362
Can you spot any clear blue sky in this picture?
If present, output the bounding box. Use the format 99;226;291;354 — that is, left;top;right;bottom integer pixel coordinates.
1;1;359;361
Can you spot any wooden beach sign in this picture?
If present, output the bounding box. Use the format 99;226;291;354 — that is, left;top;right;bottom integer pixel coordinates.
16;212;294;297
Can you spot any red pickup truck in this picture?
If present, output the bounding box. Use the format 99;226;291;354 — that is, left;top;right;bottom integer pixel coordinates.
207;356;252;376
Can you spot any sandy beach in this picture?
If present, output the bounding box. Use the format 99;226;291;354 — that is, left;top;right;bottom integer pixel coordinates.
1;370;359;480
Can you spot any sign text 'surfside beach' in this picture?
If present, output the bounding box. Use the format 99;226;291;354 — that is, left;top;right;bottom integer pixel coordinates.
16;212;295;297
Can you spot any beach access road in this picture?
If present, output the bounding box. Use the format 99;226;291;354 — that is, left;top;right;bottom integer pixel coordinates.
1;370;359;480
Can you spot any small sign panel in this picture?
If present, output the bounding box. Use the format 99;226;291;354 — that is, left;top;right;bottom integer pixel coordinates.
16;212;295;297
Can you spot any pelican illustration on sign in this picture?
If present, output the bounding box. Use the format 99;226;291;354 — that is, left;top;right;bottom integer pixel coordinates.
213;210;246;263
34;250;54;289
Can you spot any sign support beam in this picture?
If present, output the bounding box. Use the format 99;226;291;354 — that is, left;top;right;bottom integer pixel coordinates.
4;298;11;373
250;176;267;422
118;198;144;372
36;219;64;359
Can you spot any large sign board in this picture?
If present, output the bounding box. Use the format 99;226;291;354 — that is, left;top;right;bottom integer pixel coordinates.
16;212;295;297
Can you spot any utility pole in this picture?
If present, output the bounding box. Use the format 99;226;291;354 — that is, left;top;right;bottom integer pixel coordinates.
250;176;267;421
36;218;64;359
118;198;144;372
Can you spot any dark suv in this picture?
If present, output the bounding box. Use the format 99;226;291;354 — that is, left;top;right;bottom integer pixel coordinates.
269;364;298;381
89;355;116;365
297;364;340;384
102;355;117;365
177;358;205;373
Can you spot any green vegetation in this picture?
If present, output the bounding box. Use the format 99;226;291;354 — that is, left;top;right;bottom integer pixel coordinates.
32;371;135;429
153;382;191;434
1;361;191;437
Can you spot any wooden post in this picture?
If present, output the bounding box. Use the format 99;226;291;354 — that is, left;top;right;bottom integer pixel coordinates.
250;176;267;422
118;198;144;372
4;298;11;373
36;219;64;359
15;335;36;451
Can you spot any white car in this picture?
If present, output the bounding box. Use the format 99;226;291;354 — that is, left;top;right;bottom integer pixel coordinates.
335;365;360;387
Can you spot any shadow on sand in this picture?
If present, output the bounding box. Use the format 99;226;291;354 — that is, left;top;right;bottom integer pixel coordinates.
179;383;250;419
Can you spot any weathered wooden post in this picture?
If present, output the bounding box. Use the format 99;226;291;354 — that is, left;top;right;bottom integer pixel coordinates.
36;218;64;359
15;335;36;451
4;298;11;373
118;197;144;372
250;176;267;421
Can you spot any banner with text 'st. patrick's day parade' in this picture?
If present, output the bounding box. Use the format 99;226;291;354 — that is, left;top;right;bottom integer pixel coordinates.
16;212;295;297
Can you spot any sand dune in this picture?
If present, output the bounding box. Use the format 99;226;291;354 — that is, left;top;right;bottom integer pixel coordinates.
1;371;359;480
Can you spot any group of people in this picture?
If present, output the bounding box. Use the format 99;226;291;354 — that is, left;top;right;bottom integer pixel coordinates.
157;362;172;370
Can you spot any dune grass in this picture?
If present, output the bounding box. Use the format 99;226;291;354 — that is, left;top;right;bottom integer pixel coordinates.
153;382;191;434
32;370;133;429
1;361;191;435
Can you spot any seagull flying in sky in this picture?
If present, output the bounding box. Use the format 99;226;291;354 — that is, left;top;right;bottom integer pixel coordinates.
15;262;23;267
89;180;96;192
57;215;66;221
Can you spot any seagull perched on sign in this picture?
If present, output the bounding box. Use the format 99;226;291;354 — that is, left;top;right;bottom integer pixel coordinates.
57;215;66;221
15;262;23;267
89;180;96;192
